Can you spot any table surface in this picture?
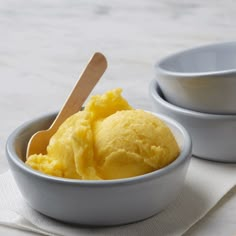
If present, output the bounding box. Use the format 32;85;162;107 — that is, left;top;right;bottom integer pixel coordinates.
1;0;236;235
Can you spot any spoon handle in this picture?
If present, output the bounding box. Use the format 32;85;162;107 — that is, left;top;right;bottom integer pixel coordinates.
50;52;107;132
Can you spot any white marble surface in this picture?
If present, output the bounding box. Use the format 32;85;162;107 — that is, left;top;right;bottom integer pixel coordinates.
1;0;236;235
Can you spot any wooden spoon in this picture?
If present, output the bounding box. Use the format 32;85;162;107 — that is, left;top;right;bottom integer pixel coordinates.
26;52;107;158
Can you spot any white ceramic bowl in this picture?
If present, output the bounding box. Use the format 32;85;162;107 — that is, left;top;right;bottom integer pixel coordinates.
155;41;236;114
6;112;191;226
150;79;236;163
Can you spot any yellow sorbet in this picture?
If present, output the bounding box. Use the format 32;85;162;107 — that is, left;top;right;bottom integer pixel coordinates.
26;88;180;180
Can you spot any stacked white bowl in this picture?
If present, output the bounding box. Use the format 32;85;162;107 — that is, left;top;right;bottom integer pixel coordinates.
150;42;236;162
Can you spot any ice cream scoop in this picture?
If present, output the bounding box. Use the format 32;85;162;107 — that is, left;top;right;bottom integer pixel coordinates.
26;52;107;158
26;89;180;180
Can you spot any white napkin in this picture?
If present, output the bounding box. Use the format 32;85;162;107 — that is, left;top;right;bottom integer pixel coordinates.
0;157;235;236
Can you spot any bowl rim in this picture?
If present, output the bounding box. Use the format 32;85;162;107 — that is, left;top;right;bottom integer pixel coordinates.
150;79;236;119
155;41;236;77
6;111;191;187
